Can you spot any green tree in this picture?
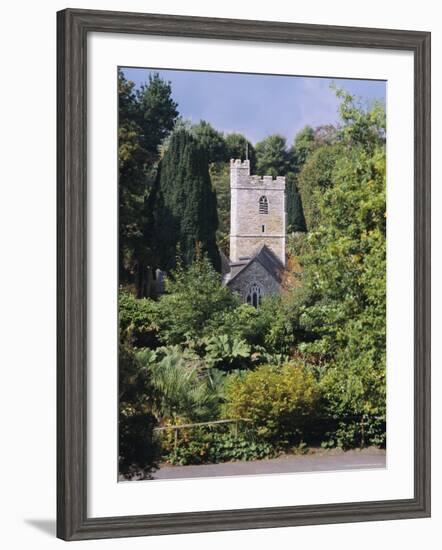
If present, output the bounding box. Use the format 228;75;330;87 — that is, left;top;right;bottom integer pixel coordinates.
286;124;340;234
154;254;238;345
291;125;316;167
286;173;307;233
118;70;148;288
119;290;159;348
119;336;160;478
192;120;227;163
190;122;231;253
136;73;179;160
118;70;179;296
209;162;230;254
159;122;231;255
285;125;324;233
296;143;341;231
298;91;387;446
154;130;221;272
255;134;291;176
334;88;386;153
225;132;256;171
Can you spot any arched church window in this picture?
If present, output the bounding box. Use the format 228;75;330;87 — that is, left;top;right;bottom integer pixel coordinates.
259;195;268;214
246;283;262;308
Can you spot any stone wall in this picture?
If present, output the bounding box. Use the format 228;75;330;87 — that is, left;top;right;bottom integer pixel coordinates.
230;236;285;263
228;259;281;300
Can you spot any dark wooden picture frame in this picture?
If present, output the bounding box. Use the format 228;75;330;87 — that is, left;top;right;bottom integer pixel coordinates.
57;8;431;541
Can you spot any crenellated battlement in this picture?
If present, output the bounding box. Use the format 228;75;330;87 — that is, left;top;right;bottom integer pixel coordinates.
230;159;285;189
230;158;250;169
250;175;286;187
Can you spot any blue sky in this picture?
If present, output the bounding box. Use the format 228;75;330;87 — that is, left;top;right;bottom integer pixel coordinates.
122;67;386;145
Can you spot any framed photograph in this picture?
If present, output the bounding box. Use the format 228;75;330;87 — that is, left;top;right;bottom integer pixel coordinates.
57;8;431;541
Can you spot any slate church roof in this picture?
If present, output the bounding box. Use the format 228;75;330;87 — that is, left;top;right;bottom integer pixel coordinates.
222;244;285;286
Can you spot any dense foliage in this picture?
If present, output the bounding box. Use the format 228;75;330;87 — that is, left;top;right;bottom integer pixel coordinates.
117;72;387;476
118;70;178;295
119;338;161;477
255;134;291;177
299;94;387;447
163;429;276;466
286;173;307;233
223;363;320;444
154;130;221;272
153;254;237;344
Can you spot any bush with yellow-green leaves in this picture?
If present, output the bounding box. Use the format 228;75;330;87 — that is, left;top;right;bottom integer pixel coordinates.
222;362;320;445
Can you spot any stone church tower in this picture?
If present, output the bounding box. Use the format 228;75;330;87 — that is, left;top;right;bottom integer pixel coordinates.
223;159;287;306
229;159;286;265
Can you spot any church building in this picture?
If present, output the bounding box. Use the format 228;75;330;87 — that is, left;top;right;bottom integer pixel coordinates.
222;159;287;306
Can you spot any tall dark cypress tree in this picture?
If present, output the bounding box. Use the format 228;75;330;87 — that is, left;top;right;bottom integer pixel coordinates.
286;173;307;233
154;130;221;272
118;70;178;296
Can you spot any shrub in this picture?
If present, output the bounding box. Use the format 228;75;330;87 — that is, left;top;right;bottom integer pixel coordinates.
259;295;300;355
154;255;239;344
119;338;160;478
318;414;386;450
207;297;299;354
203;334;251;370
206;298;277;345
119;410;160;478
223;363;320;444
318;353;386;448
119;290;159;348
136;346;225;424
160;426;276;466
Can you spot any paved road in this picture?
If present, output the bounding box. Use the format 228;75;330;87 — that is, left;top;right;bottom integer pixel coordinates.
151;449;386;480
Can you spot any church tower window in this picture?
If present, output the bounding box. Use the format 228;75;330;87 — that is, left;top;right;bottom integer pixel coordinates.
259;195;268;214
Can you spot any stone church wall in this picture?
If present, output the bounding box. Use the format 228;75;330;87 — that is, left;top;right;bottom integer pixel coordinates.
228;261;281;300
230;236;285;264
